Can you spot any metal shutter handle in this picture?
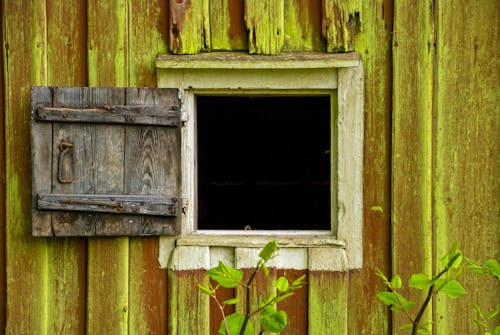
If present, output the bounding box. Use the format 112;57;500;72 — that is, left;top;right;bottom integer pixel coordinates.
57;140;76;184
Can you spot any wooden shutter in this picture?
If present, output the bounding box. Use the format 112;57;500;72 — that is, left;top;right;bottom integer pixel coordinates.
31;87;181;236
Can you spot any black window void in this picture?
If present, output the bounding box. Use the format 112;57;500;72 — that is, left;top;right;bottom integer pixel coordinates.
197;96;331;230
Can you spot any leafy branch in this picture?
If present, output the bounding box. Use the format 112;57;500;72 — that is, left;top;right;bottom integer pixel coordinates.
198;241;307;335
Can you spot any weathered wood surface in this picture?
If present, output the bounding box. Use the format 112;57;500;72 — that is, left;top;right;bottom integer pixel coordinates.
283;0;325;51
210;0;247;51
169;0;210;54
433;1;500;334
37;194;178;216
0;3;6;332
321;0;362;52
393;0;434;332
244;0;285;55
36;105;180;126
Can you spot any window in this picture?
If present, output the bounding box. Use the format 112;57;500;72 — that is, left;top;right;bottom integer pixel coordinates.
157;52;364;270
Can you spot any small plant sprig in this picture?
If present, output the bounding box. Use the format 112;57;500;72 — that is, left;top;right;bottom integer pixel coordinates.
376;243;500;335
197;241;307;335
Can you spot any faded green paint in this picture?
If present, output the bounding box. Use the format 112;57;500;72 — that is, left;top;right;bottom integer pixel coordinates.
4;0;49;333
322;0;362;52
244;0;285;55
209;0;232;50
308;271;348;334
169;0;210;54
283;0;323;51
433;0;500;334
168;270;210;335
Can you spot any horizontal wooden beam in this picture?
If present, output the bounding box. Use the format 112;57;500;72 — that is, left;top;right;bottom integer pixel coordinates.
156;51;361;69
37;194;178;216
36;106;180;126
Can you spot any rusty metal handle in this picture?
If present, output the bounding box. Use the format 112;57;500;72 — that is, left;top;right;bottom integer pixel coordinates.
58;140;75;184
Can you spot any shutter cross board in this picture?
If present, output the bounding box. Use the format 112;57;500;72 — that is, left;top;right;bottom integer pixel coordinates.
31;86;181;237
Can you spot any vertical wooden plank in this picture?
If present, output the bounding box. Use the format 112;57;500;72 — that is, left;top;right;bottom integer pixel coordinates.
347;1;392;334
168;246;210;335
45;1;88;331
127;2;169;330
3;0;49;333
283;0;325;51
0;3;5;330
434;1;500;334
321;0;361;52
87;0;130;331
210;0;248;51
393;0;434;332
86;88;129;333
168;0;210;54
125;88;179;333
308;248;348;335
244;0;285;55
276;269;308;335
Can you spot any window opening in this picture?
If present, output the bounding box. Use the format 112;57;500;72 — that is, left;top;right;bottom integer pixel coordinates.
197;95;331;230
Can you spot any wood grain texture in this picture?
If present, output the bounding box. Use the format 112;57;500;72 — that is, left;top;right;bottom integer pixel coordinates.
347;1;392;333
433;1;500;334
0;3;6;331
3;0;49;333
168;0;210;54
244;0;285;55
277;269;308;335
321;0;361;52
393;0;434;332
283;0;325;51
86;0;131;321
127;2;170;333
210;0;247;50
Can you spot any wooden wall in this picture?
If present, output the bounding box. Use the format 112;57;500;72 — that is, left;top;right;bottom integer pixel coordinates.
0;0;498;334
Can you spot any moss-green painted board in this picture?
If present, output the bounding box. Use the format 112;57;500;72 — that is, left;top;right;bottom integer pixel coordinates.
86;1;129;334
3;0;49;333
45;1;88;333
392;0;434;332
0;2;6;331
308;271;348;334
434;1;500;333
244;0;285;55
168;0;210;54
210;0;247;51
127;1;169;333
283;0;325;51
168;270;210;335
346;1;392;334
321;0;362;52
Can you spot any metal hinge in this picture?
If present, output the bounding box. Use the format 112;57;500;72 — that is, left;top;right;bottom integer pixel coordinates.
181;198;189;214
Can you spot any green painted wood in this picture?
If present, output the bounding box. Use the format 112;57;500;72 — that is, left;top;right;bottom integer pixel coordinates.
346;1;392;334
244;0;285;55
45;1;88;333
0;2;6;332
434;1;500;334
321;0;362;52
392;0;434;332
3;0;49;333
127;3;170;332
168;0;210;54
86;1;129;333
308;271;348;334
210;0;247;51
283;0;324;51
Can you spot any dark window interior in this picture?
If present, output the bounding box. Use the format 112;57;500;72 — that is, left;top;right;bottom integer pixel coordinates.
197;96;331;230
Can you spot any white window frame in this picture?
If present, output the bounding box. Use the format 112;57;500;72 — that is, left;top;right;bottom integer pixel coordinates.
156;52;363;270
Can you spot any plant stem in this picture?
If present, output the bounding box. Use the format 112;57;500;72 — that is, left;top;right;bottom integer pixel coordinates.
211;295;230;335
239;260;263;335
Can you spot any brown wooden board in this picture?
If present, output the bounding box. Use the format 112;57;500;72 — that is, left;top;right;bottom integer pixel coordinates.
277;269;308;335
209;0;248;50
45;0;88;332
283;0;325;51
0;2;5;331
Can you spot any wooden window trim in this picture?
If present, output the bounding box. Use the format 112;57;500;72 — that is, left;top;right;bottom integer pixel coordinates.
156;52;363;270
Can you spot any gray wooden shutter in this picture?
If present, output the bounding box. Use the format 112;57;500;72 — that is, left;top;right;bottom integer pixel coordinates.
31;87;181;236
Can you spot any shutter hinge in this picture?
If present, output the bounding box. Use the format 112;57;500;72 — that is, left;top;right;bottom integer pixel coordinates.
181;198;189;214
180;111;189;125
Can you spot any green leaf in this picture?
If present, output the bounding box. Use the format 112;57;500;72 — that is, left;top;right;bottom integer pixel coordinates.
206;262;243;288
260;310;287;332
223;298;240;305
197;283;214;295
437;279;467;298
416;327;431;334
410;273;433;290
291;274;307;288
483;259;500;280
375;268;389;284
259;240;278;262
391;275;403;289
262;306;276;316
441;242;462;269
218;313;254;335
486;307;500;320
275;277;289;292
400;324;413;330
377;292;399;306
472;318;487;328
275;292;294;304
493;326;500;335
